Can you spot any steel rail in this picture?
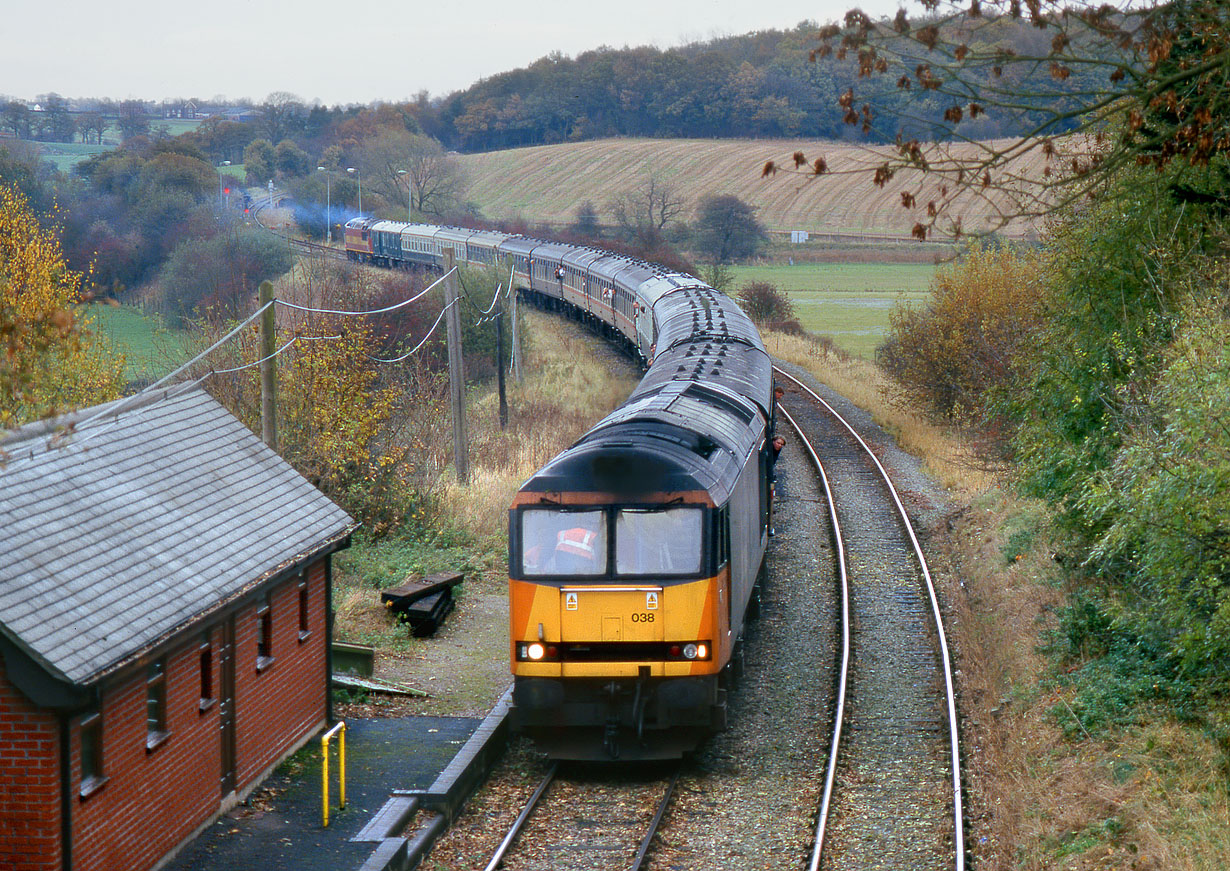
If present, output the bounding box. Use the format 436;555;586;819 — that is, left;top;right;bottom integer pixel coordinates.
482;761;558;871
628;766;681;871
775;366;965;871
777;406;851;871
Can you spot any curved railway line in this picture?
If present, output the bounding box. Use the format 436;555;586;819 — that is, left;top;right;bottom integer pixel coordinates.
776;363;964;871
250;186;966;866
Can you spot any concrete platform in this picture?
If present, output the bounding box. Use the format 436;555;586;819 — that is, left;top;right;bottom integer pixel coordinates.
162;716;480;871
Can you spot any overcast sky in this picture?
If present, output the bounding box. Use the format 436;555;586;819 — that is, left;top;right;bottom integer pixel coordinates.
4;0;907;106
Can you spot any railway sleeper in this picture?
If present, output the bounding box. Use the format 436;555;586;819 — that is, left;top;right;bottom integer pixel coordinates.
512;675;726;760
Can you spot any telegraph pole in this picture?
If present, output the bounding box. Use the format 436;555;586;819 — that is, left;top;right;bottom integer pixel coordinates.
258;280;278;451
444;251;469;483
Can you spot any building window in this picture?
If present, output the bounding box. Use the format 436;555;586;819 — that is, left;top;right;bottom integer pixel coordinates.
199;633;216;713
256;592;274;671
79;712;106;798
146;660;169;751
298;576;311;643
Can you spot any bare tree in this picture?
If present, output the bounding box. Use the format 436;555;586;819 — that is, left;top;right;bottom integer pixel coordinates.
77;111;108;145
116;100;150;141
609;173;686;245
1;101;32;139
258;91;305;145
763;1;1230;237
359;130;466;218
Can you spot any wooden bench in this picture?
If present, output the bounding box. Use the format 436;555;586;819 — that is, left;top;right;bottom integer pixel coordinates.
380;572;463;636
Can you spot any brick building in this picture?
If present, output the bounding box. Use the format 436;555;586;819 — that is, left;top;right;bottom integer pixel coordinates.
0;387;356;871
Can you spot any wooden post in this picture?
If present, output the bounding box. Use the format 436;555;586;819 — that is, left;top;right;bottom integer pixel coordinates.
258;280;278;451
496;297;508;429
444;251;469;483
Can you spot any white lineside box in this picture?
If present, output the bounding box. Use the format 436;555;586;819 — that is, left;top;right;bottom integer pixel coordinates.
790;230;809;244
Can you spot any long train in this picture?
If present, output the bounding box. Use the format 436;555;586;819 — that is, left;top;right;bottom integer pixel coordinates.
345;217;774;760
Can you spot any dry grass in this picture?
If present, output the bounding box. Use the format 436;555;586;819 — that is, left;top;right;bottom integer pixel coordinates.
948;491;1230;871
459;137;1050;239
764;328;994;496
436;309;640;540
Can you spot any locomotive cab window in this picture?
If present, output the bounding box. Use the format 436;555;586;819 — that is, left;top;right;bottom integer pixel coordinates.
615;507;703;576
520;509;607;577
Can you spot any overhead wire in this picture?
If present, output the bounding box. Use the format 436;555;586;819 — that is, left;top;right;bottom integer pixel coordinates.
71;300;274;435
275;268;454;316
367;298;457;363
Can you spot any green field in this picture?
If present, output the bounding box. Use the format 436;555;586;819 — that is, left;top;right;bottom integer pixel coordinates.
84;304;189;383
729;262;935;359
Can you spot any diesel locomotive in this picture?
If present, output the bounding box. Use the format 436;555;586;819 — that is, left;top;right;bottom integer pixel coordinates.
345;217;775;760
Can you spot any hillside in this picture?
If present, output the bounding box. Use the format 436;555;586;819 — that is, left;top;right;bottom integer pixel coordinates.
458;138;1050;240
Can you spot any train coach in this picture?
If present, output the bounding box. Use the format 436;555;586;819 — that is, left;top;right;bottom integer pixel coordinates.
343;218;775;759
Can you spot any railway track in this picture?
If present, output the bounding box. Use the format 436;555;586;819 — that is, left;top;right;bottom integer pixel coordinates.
775;363;964;871
249;188;348;261
481;759;679;871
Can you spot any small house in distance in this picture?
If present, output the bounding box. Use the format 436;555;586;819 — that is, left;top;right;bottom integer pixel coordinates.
0;386;357;871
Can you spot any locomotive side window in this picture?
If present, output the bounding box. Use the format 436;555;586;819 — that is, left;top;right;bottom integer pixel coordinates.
614;507;702;576
521;509;607;576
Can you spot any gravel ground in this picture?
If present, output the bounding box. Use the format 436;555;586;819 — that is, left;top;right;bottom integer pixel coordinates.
650;430;837;870
773;360;963;870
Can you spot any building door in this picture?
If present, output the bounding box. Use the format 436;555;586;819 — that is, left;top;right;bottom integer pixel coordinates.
219;616;237;795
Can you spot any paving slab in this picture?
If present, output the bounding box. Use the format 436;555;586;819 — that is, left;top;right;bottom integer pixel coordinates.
164;716;479;871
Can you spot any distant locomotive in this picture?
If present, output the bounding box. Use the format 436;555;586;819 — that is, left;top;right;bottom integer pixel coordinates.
345;218;775;760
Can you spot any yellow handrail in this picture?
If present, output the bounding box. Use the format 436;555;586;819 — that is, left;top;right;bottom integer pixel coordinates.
321;721;346;827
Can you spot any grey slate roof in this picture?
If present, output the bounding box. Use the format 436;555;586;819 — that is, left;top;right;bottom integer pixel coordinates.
0;386;357;687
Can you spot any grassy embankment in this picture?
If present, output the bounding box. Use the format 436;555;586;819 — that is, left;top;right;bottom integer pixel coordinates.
85;303;189;382
761;329;1230;869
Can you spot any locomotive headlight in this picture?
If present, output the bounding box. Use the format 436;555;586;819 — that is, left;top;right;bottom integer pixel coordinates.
683;643;698;660
696;643;709;659
527;642;546;661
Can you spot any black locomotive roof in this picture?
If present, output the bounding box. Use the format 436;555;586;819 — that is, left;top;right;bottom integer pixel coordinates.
517;424;743;504
521;375;764;504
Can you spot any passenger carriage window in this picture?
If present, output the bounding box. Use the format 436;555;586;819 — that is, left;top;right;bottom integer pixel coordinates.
615;508;703;576
521;509;607;577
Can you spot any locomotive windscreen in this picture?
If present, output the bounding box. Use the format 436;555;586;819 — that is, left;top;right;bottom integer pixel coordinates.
520;509;607;577
517;506;703;579
614;507;702;575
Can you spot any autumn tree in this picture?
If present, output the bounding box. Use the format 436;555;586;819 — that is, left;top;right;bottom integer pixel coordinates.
200;261;446;534
0;185;125;428
770;0;1230;237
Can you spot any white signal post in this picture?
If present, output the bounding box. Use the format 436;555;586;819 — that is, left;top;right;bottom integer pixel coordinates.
398;168;411;221
347;166;362;216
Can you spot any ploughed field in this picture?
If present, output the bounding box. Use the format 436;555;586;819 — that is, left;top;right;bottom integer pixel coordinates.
459;137;1049;239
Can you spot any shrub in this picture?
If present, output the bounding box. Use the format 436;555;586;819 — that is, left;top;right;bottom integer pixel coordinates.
879;242;1042;425
737;281;803;334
